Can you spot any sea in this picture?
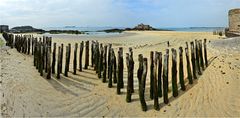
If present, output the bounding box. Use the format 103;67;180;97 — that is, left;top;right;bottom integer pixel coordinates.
41;26;225;36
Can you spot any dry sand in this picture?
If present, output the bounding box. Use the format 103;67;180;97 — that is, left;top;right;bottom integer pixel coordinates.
1;31;239;117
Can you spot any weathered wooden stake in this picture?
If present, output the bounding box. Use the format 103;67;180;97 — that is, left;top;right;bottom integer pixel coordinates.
199;40;204;70
84;41;89;69
98;44;103;78
195;40;202;75
52;43;56;74
32;37;34;55
190;42;197;79
126;53;131;102
150;51;154;100
64;46;69;77
108;44;112;79
113;49;117;83
27;38;31;55
57;46;61;79
179;47;186;91
154;52;159;110
204;39;208;67
79;41;84;71
91;41;95;67
73;43;78;75
158;52;163;97
118;47;124;88
108;49;113;88
103;45;107;83
47;46;51;79
137;54;143;90
68;43;71;73
93;42;97;71
40;44;43;76
163;53;169;104
185;47;193;84
60;44;64;73
129;48;134;93
171;48;178;97
139;56;147;111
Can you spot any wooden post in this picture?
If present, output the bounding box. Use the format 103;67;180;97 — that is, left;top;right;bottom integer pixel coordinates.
95;42;99;73
185;47;193;84
137;54;144;90
79;41;84;71
126;53;131;102
150;51;154;100
84;41;89;69
64;46;69;77
179;47;186;91
108;44;112;79
98;44;103;78
129;47;134;93
195;40;202;75
190;42;197;79
60;44;64;73
118;47;124;88
47;46;51;79
52;43;56;74
154;52;159;110
44;45;47;72
73;43;78;75
40;44;43;76
199;40;204;70
103;45;107;83
57;46;61;79
113;50;117;83
157;52;163;97
27;38;31;55
34;39;37;67
32;37;34;55
171;48;178;97
91;41;95;67
139;56;147;111
163;53;169;104
108;49;113;88
204;39;208;67
38;42;42;72
68;43;71;73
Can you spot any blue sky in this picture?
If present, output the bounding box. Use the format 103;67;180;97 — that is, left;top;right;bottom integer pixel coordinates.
0;0;240;28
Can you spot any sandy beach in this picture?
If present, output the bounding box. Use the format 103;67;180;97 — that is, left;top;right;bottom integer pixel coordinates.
1;31;240;117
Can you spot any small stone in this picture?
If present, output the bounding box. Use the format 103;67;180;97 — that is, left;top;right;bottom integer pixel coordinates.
163;110;167;112
226;82;229;84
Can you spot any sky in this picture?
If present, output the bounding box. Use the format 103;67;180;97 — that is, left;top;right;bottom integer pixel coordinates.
0;0;240;28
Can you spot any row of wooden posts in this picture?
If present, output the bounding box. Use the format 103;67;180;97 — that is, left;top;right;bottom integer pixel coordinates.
2;32;208;111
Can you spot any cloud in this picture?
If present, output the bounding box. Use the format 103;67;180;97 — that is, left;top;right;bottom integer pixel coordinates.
0;0;239;28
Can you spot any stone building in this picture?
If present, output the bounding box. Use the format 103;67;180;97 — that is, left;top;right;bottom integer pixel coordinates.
134;23;154;30
226;8;240;37
0;25;9;33
229;9;240;32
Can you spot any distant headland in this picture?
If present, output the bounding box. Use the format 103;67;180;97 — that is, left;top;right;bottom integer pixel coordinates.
0;24;172;34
